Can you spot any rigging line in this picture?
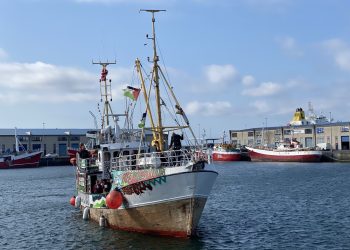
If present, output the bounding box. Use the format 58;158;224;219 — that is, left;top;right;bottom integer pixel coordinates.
159;75;176;117
158;70;187;130
155;36;172;88
160;96;181;127
140;62;156;117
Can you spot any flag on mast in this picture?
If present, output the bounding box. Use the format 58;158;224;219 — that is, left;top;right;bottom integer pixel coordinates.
123;86;141;101
138;112;147;128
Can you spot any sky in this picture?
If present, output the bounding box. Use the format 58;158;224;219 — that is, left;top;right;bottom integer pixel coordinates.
0;0;350;138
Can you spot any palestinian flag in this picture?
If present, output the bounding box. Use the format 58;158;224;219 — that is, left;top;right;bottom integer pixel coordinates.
138;112;147;128
123;86;141;101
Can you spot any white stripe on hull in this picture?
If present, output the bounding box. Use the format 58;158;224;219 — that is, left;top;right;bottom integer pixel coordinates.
246;146;322;157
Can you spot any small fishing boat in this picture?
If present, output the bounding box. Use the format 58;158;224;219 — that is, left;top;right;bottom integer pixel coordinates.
0;129;42;169
71;10;218;237
212;143;241;161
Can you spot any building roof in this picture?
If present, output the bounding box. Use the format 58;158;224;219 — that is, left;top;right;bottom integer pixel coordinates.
229;121;350;132
0;128;94;136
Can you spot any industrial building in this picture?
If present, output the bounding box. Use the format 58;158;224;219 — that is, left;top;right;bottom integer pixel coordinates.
229;108;350;151
230;122;350;150
0;128;165;157
0;128;91;156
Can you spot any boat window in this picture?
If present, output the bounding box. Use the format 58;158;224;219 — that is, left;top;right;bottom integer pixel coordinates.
122;151;130;156
113;151;120;158
103;152;111;161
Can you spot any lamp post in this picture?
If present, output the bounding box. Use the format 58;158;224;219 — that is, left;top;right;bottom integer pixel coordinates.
42;122;46;155
329;112;333;152
26;131;32;152
64;131;71;148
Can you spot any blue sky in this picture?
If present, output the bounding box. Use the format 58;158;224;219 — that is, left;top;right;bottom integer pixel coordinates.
0;0;350;138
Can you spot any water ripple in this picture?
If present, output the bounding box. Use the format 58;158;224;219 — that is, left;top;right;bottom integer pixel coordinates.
1;163;350;249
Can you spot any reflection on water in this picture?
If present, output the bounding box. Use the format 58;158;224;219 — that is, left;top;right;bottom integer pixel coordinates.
1;162;350;249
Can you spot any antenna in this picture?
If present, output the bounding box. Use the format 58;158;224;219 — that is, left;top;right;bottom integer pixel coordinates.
140;9;166;13
92;60;116;128
140;9;166;151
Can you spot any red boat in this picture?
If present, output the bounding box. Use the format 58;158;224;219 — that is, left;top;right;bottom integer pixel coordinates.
245;141;322;162
0;151;42;169
212;144;241;161
67;148;79;159
0;128;43;169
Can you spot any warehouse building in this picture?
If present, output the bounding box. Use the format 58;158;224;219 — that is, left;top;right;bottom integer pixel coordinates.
0;128;165;157
229;108;350;150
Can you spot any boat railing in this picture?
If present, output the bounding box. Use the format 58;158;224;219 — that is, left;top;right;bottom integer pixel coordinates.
111;149;200;171
77;157;99;172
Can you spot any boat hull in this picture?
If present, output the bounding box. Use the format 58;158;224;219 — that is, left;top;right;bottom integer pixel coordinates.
0;151;42;169
89;197;206;237
246;147;322;162
78;170;218;237
212;152;241;161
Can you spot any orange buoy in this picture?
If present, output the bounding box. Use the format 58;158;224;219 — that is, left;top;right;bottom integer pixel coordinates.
70;158;76;166
70;196;76;206
106;190;123;209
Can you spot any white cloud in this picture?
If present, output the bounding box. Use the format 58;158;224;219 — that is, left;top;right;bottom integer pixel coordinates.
242;75;255;86
276;36;303;57
185;101;232;116
204;64;238;87
241;81;282;96
0;48;8;61
0;61;133;104
249;100;270;113
322;38;350;71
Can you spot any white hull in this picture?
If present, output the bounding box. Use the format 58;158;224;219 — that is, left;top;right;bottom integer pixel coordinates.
246;146;323;162
77;165;218;236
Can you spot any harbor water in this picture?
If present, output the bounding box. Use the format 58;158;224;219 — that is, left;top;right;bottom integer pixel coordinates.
1;162;350;249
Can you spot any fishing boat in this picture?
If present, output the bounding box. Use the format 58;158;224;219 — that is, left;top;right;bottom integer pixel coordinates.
212;132;241;161
0;129;42;169
71;10;218;237
212;144;241;161
245;139;323;162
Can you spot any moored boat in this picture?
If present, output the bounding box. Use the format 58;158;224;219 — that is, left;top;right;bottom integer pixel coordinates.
0;129;42;169
212;144;241;161
245;140;323;162
71;10;218;237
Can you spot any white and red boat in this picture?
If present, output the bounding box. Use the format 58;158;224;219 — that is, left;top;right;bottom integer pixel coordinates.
245;140;322;162
0;151;42;169
0;129;42;169
71;12;218;238
212;144;241;161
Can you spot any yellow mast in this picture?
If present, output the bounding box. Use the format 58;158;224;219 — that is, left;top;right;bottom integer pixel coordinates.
135;58;157;140
141;9;166;151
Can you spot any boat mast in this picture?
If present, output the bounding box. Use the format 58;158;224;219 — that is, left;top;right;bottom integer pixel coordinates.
141;9;166;151
92;61;116;128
